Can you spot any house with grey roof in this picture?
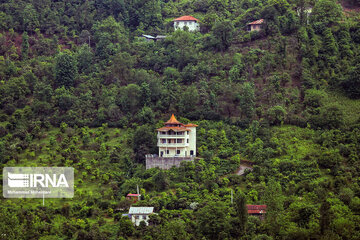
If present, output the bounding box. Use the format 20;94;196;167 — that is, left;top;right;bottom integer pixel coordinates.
128;207;154;226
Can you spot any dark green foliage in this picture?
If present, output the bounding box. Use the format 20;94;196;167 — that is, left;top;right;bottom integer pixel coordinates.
267;106;287;125
310;0;343;32
21;32;29;60
76;44;93;74
343;63;360;99
239;82;255;120
117;217;134;238
304;89;328;109
159;219;190;240
55;52;78;88
309;103;344;129
210;20;234;51
54;87;76;111
153;170;169;191
196;201;231;240
234;189;248;234
132;125;156;163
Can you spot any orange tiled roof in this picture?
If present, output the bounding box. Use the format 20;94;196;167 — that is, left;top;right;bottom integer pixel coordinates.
248;19;264;25
184;123;198;127
174;16;199;22
165;114;182;125
157;127;190;132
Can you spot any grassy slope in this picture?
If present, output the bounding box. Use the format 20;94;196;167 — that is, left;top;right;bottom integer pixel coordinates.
327;90;360;125
1;127;124;221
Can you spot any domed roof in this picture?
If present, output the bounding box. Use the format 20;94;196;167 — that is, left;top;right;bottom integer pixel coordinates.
165;114;182;125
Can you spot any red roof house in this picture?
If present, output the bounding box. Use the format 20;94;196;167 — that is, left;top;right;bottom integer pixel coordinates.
247;19;264;32
173;16;199;22
173;16;200;31
247;205;267;219
126;193;141;203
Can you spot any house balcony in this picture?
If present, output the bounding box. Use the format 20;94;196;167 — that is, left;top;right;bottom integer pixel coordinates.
157;142;189;147
157;134;188;139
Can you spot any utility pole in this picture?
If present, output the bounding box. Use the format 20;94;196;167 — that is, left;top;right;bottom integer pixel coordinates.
137;185;140;201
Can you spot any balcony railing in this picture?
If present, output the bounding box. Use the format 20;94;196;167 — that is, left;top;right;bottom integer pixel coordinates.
157;134;188;139
157;143;189;147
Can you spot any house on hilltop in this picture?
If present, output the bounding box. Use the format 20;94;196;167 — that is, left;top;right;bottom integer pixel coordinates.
173;16;200;31
139;34;167;42
247;19;264;32
128;207;154;226
247;205;267;220
126;193;141;203
146;114;198;169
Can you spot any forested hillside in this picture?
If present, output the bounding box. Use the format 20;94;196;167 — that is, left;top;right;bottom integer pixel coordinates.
1;0;360;239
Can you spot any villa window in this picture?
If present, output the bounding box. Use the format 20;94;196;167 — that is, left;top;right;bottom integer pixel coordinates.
177;139;182;143
166;150;169;154
162;139;166;143
177;150;180;154
187;139;189;143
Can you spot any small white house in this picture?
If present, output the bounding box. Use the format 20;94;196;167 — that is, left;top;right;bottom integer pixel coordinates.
128;207;154;226
173;16;200;32
247;19;264;32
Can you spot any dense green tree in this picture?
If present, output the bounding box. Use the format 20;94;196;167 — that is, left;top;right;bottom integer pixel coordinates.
196;201;231;240
310;103;344;129
267;106;287;125
211;20;234;51
303;89;328;109
234;189;248;234
54;86;76;111
343;63;360;99
21;32;29;60
239;82;255;120
178;86;199;117
321;28;338;58
264;179;284;236
55;52;78;88
153;170;169;191
22;4;39;32
136;106;155;124
117;216;134;238
310;0;343;32
0;208;22;239
117;84;141;115
159;219;190;240
132;124;156;163
76;44;93;74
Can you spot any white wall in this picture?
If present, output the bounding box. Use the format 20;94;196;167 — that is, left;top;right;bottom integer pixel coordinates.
174;21;199;32
188;127;196;156
157;128;196;157
131;214;150;226
159;147;187;157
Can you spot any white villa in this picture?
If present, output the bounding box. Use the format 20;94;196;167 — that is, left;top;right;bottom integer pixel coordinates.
128;207;154;226
157;114;197;158
173;15;200;31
